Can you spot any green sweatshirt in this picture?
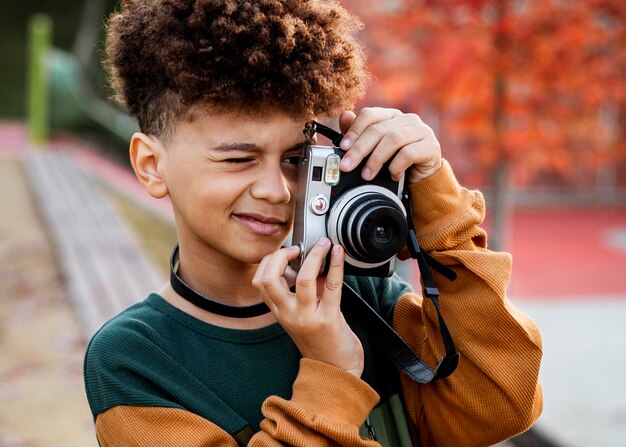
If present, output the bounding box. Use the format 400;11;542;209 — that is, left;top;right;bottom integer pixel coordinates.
85;273;412;445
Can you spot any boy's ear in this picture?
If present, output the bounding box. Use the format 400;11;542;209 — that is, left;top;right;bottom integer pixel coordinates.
129;132;169;199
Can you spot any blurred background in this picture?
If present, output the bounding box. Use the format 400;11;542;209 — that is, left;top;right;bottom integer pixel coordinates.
0;0;624;446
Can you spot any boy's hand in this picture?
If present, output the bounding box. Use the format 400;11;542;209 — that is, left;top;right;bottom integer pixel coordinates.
338;108;442;184
252;239;364;377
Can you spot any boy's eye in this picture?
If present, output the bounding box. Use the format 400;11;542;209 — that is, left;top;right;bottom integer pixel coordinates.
224;157;254;164
283;155;302;165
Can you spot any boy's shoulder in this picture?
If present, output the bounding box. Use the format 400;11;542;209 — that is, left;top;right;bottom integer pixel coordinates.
84;296;159;377
83;293;183;385
87;294;162;349
83;294;188;416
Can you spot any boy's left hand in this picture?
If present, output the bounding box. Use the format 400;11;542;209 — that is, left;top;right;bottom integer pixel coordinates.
337;108;442;185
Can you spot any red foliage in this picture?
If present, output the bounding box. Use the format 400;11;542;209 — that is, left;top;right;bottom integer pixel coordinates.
341;0;626;187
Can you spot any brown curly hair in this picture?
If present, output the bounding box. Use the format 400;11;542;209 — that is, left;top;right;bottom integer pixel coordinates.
104;0;369;138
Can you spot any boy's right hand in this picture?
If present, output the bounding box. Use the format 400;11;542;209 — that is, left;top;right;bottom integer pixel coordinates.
253;239;364;377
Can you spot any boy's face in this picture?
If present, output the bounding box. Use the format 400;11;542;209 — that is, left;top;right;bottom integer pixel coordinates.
161;109;306;266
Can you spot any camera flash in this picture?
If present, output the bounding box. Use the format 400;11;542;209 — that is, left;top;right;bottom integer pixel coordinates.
325;154;341;186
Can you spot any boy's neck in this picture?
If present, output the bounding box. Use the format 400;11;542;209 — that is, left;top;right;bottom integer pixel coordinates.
159;241;278;329
175;241;262;307
159;282;277;329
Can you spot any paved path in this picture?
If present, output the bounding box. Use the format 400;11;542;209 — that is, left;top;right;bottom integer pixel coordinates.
517;299;626;447
0;157;97;447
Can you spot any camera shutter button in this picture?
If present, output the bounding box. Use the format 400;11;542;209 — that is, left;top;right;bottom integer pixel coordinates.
311;194;329;215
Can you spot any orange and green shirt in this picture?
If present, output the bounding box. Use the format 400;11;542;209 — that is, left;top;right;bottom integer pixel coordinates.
84;160;543;446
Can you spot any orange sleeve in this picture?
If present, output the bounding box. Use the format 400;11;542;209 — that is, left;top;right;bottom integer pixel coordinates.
394;160;543;447
255;359;380;446
96;406;239;447
95;359;381;446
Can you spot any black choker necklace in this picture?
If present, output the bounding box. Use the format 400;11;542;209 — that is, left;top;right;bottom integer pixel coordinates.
169;244;271;318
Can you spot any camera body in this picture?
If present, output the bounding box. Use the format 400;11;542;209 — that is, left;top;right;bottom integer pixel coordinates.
290;144;408;277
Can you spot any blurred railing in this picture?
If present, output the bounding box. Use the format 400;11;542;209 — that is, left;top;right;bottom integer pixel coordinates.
26;13;138;147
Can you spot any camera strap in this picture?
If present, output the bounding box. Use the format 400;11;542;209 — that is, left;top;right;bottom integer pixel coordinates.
340;195;460;384
170;245;272;318
311;120;460;383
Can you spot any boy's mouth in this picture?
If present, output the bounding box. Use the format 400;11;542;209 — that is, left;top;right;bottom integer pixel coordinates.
233;213;287;236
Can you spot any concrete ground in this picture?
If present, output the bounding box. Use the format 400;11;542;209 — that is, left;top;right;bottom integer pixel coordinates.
0;157;97;447
517;299;626;447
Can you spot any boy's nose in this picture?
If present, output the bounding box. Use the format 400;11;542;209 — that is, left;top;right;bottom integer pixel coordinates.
250;166;292;204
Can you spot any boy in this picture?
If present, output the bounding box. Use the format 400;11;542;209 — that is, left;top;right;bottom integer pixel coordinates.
84;1;543;446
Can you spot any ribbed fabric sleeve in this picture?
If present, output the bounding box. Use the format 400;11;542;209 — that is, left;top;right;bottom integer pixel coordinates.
255;358;380;446
92;359;381;447
392;159;543;446
96;406;239;446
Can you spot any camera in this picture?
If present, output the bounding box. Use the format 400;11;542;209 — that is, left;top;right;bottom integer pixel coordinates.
290;142;409;277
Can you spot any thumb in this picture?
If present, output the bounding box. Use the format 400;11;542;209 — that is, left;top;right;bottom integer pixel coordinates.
320;244;345;311
339;110;357;134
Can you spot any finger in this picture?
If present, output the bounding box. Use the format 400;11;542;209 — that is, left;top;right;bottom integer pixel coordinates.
362;124;427;181
396;245;411;261
338;110;357;134
261;246;300;291
284;265;298;289
295;238;332;306
264;245;300;287
252;253;272;289
387;135;441;183
253;246;300;309
252;255;280;313
341;107;399;149
339;108;400;172
256;287;279;314
319;244;345;312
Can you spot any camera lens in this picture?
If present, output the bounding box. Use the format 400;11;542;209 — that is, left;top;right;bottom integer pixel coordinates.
376;225;390;241
331;190;408;264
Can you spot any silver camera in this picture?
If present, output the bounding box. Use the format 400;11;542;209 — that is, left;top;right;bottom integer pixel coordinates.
290;141;409;277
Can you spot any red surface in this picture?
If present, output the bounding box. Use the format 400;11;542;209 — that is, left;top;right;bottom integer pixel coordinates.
407;207;626;301
506;208;626;299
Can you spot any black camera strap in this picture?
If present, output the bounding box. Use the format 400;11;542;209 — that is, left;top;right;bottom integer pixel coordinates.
340;192;459;384
170;245;272;318
312;120;460;383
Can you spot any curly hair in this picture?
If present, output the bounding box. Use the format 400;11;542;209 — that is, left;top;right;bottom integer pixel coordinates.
104;0;369;138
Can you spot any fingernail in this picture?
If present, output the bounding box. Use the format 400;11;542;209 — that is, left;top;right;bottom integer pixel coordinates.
340;137;352;149
290;245;300;253
332;245;342;256
317;238;330;246
362;167;372;180
340;156;351;170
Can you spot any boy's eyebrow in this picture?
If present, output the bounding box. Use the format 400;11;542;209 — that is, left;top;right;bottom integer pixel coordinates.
211;142;304;153
211;143;263;153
